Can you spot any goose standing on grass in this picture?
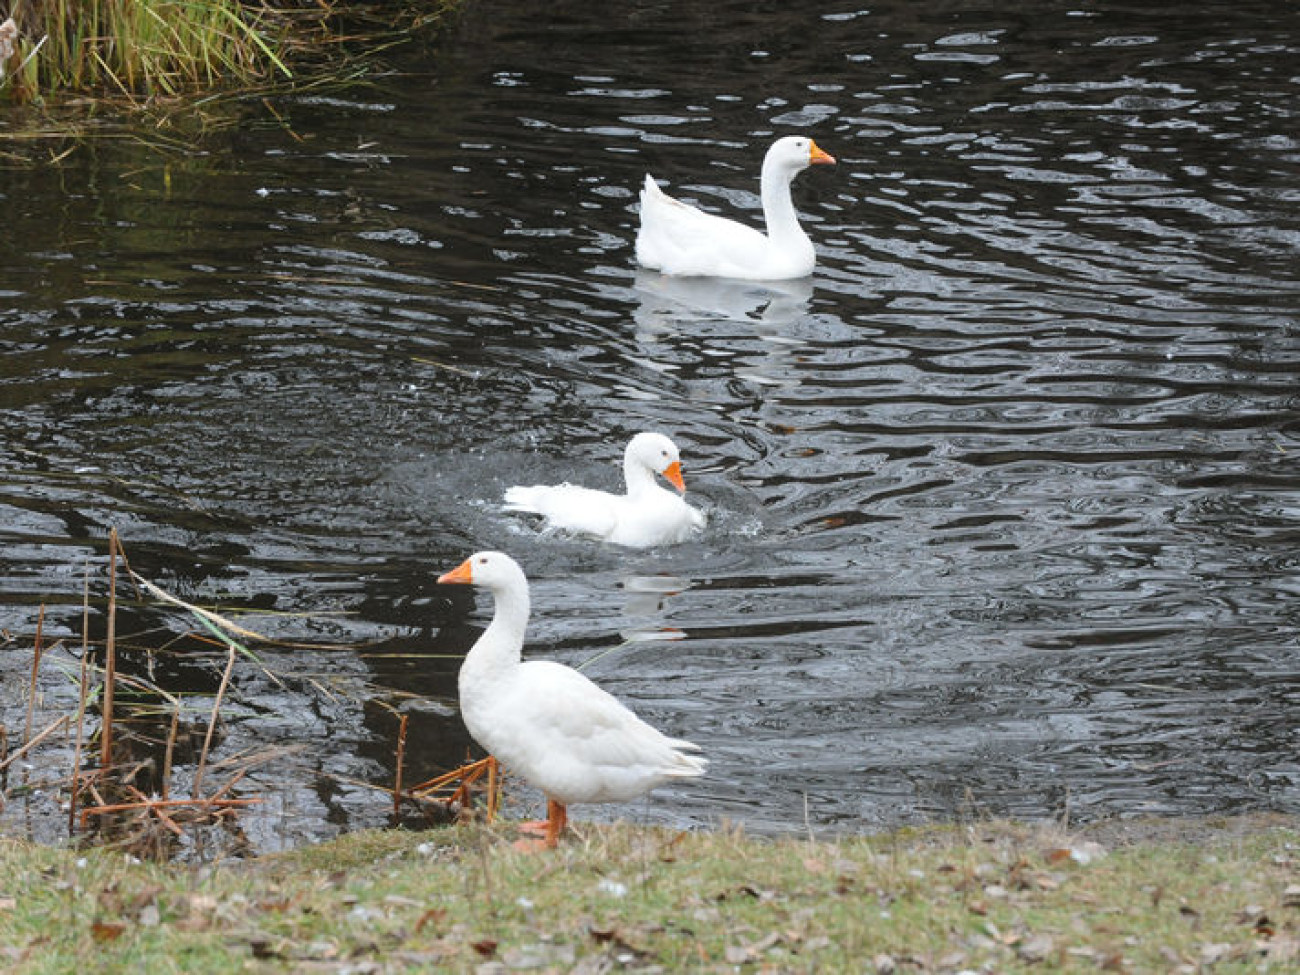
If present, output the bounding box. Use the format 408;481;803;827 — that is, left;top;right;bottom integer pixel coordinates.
636;135;836;280
438;551;707;849
503;432;705;548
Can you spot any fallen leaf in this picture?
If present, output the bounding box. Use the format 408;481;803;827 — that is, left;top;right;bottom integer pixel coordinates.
1017;933;1055;963
1261;935;1300;961
1157;945;1186;967
471;939;498;958
657;831;688;862
724;945;749;965
246;934;278;960
502;943;576;969
749;932;781;954
294;941;339;961
90;921;125;942
1200;942;1236;965
1070;841;1107;865
722;932;783;965
383;894;424;908
719;884;775;902
415;908;447;933
123;884;163;914
596;878;628;898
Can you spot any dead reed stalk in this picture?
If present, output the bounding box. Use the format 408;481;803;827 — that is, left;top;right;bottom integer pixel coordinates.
191;633;237;800
100;528;120;768
23;603;45;746
68;566;92;833
393;712;408;821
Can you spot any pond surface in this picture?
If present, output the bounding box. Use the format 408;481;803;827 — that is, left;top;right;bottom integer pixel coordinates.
2;0;1298;853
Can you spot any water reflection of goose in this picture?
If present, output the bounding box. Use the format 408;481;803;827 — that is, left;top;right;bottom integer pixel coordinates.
503;432;705;548
636;136;836;279
438;551;707;849
621;573;692;616
632;270;811;387
632;268;814;333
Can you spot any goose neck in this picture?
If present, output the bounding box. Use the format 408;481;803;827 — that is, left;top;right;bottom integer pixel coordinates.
760;162;806;245
470;582;529;671
624;455;659;497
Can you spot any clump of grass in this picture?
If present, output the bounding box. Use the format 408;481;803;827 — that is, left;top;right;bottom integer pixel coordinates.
1;0;291;102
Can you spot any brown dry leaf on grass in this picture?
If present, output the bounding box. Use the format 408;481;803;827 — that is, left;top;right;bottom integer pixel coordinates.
89;919;126;942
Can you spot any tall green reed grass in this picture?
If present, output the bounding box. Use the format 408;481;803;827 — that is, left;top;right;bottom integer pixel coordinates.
1;0;291;102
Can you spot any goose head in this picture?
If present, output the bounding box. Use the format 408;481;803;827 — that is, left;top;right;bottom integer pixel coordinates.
764;136;836;178
627;431;688;494
438;550;526;592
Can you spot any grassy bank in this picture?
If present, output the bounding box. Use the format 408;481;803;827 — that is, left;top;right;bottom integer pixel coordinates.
2;814;1297;972
2;0;292;101
0;0;457;105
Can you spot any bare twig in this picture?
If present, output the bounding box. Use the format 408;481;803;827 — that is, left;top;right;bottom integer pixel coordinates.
69;567;92;833
24;604;46;746
192;639;236;799
79;795;262;827
161;705;181;802
101;529;121;768
393;713;408;820
0;715;70;773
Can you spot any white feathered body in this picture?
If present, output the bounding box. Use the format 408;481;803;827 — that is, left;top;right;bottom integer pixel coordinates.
504;480;704;548
452;553;707;808
636;176;816;279
504;432;706;549
461;658;705;805
635;136;833;281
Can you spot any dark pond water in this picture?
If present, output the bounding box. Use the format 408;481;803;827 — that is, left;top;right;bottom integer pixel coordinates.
3;0;1298;853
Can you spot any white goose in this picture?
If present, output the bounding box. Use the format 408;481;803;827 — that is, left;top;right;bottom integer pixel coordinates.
438;550;707;848
636;136;836;280
503;432;705;548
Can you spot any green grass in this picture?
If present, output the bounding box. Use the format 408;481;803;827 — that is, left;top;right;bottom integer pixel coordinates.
0;1;459;106
3;0;291;102
2;815;1298;972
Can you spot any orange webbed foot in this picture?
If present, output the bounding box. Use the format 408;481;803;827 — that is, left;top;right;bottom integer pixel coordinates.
513;800;566;849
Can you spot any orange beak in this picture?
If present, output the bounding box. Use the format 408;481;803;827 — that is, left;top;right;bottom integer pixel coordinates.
809;140;836;166
662;460;686;494
437;558;474;585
